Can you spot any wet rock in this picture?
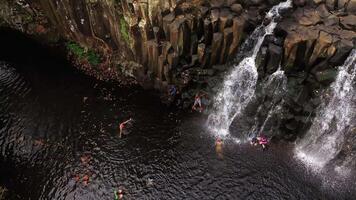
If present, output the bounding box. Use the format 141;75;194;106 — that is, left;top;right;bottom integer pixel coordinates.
314;68;338;84
266;43;283;73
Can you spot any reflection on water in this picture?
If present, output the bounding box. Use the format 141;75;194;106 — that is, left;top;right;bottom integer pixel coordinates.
0;61;355;200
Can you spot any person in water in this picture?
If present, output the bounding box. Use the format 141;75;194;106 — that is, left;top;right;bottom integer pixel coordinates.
119;118;133;138
114;188;124;200
257;134;268;150
215;137;224;159
250;136;259;146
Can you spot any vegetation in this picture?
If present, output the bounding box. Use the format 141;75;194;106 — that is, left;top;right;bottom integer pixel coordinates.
120;17;130;44
66;42;100;66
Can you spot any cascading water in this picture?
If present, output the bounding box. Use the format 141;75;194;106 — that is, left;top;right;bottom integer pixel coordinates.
207;0;292;137
296;49;356;173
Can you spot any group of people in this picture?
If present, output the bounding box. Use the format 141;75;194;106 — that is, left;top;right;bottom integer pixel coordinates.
250;134;269;150
215;134;269;158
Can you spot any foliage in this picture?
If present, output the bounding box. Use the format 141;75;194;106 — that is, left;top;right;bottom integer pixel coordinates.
66;42;101;66
120;17;130;44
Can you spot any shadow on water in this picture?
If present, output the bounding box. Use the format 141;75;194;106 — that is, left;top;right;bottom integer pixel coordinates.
0;29;355;199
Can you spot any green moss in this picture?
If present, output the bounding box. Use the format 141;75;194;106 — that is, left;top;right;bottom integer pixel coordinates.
120;17;130;44
87;50;100;66
66;42;101;66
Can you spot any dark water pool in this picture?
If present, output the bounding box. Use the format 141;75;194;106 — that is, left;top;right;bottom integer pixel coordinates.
1;61;355;200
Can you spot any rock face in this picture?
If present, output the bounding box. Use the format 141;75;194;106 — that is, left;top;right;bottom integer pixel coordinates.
0;0;268;85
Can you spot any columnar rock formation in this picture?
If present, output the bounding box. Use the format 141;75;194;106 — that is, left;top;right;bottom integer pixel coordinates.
0;0;271;85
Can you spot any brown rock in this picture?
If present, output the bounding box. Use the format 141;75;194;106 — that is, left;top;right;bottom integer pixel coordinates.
229;16;245;57
338;0;349;9
198;43;206;63
210;33;223;65
293;0;306;6
146;40;159;75
308;31;333;66
346;0;356;13
219;9;233;32
220;28;234;63
210;9;220;32
231;4;243;15
167;52;179;69
340;15;356;30
163;13;175;40
313;0;325;5
204;19;213;46
227;0;238;6
316;4;331;18
324;15;339;26
157;55;165;80
297;9;321;26
169;17;189;56
326;0;336;10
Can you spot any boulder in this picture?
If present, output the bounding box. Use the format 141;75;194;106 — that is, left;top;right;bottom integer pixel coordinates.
266;43;283;73
347;0;356;13
231;4;243;15
340;15;356;30
326;0;336;10
297;9;321;26
314;68;338;84
316;4;331;18
308;31;333;66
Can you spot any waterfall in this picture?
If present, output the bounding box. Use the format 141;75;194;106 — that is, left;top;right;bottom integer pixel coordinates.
296;49;356;172
207;0;292;137
249;67;287;138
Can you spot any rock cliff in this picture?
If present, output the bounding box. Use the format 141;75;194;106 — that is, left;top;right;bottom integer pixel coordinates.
0;0;355;110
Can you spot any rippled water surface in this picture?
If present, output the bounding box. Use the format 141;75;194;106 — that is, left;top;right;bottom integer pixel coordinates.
0;59;355;200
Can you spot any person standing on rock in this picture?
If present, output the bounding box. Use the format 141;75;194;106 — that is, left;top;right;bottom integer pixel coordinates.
118;118;133;138
192;92;205;112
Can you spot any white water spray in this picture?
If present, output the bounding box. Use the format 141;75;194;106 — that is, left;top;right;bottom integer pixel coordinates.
207;0;292;137
296;49;356;171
